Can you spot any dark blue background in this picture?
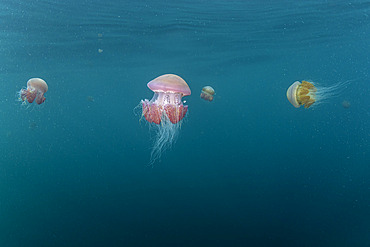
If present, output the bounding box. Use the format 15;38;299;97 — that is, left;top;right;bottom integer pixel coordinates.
0;0;369;246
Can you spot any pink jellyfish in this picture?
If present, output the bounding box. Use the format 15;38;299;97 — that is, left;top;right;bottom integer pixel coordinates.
19;78;48;105
140;74;191;164
141;74;191;124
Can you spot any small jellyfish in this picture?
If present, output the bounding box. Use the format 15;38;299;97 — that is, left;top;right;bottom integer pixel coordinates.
286;80;348;109
87;96;95;102
342;100;351;109
200;86;215;102
29;122;37;130
19;78;48;105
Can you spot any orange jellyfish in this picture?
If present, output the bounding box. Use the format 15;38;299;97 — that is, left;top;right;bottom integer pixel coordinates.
287;81;316;108
19;78;48;105
200;86;215;102
286;80;348;109
140;74;191;165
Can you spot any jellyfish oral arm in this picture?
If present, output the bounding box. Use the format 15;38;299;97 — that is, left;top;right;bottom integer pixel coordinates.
142;92;188;125
36;93;46;104
164;104;188;124
142;100;188;124
142;99;162;124
19;87;37;103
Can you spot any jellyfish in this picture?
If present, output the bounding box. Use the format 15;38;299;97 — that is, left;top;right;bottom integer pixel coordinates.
342;100;351;109
87;96;95;102
18;78;48;105
286;80;348;109
140;74;191;165
200;86;215;102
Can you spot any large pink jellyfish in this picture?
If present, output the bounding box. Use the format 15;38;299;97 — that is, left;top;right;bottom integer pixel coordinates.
140;74;191;164
19;78;48;105
142;74;191;124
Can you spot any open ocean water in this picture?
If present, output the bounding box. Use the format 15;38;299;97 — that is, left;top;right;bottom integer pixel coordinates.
0;0;370;246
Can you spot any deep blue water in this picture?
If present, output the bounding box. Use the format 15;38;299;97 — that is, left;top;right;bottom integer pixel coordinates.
1;0;370;246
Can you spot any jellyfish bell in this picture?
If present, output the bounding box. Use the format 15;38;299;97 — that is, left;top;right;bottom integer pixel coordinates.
286;80;348;109
140;74;191;165
200;86;215;102
19;78;48;105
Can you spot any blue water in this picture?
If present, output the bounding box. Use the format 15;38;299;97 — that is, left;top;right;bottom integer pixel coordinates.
1;0;370;246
